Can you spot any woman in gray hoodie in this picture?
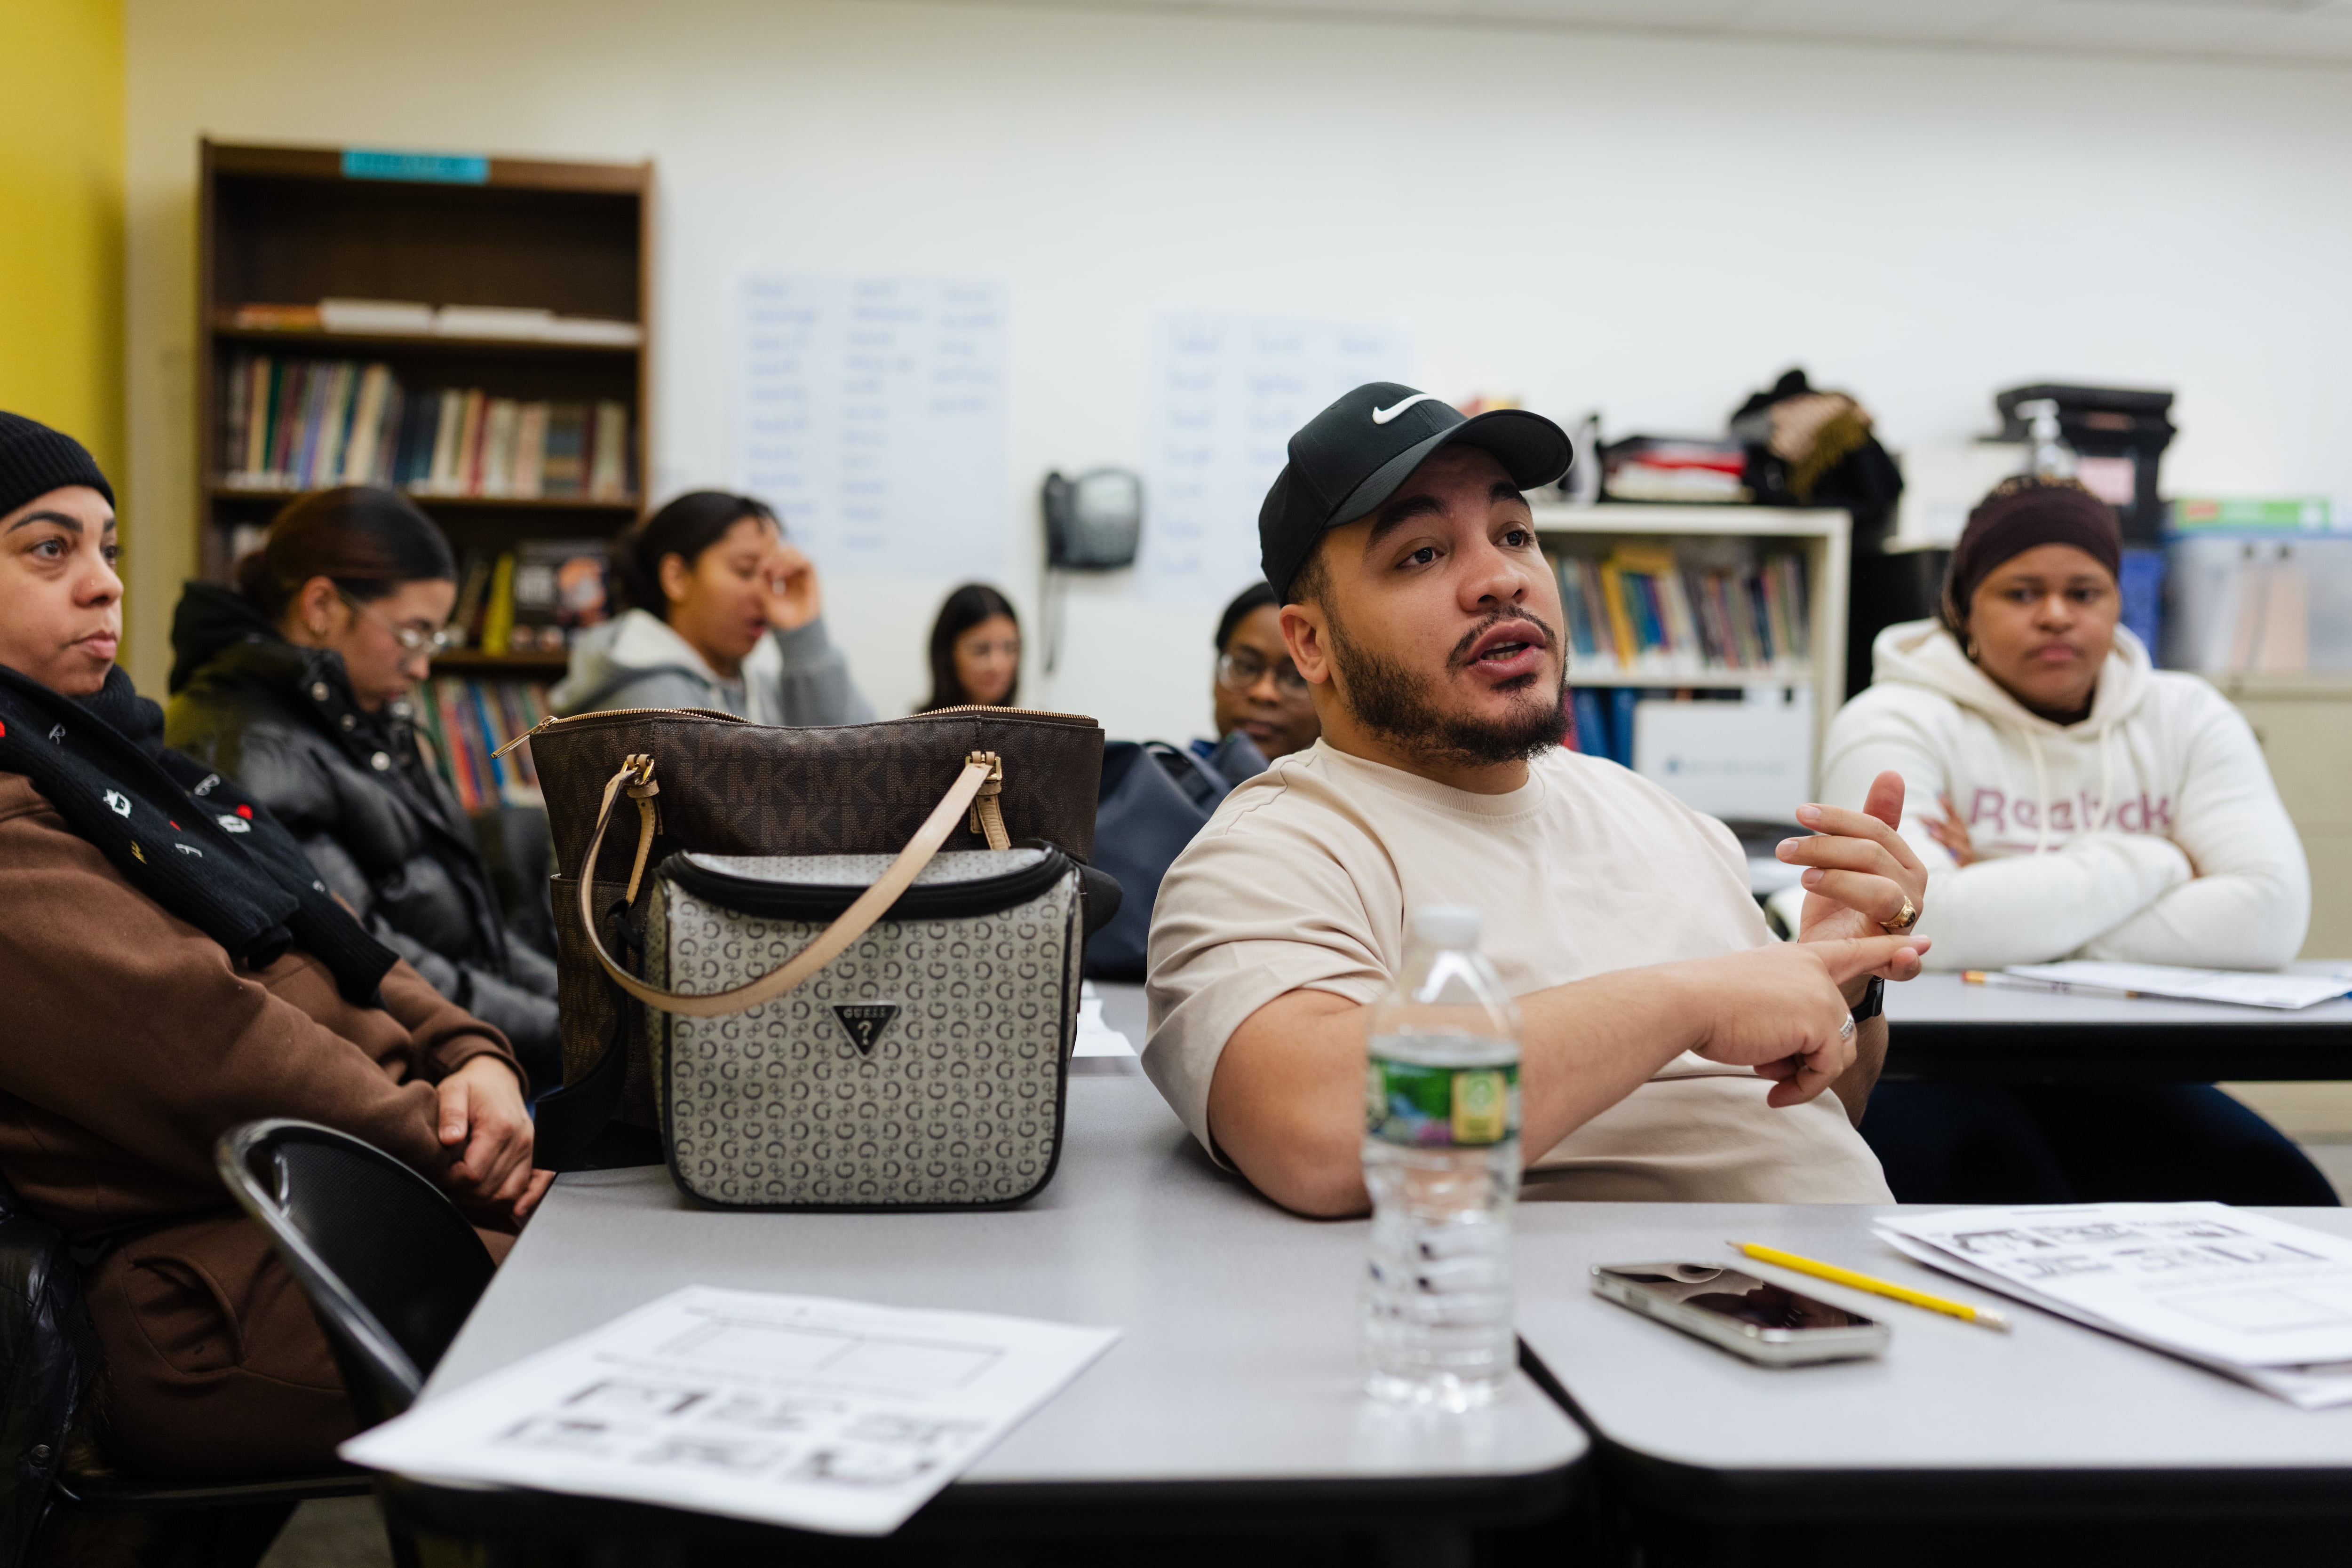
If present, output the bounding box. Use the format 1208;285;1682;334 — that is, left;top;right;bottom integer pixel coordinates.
552;491;873;725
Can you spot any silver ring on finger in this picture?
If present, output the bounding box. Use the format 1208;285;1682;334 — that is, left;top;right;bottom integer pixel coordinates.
1838;1013;1856;1041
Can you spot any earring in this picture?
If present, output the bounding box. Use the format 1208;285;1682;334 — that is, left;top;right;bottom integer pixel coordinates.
1965;636;1979;661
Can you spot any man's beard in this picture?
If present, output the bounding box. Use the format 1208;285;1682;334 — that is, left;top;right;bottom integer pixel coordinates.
1324;603;1570;768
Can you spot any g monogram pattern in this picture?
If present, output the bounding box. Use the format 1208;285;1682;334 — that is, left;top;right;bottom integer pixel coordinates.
647;854;1081;1210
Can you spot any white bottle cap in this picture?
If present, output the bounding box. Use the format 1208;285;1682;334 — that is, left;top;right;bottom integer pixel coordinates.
1412;904;1481;949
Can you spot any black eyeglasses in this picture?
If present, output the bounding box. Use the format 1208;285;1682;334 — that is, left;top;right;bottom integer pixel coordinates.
1216;651;1310;699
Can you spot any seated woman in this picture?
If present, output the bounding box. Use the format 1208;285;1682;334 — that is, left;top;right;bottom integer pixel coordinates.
0;412;546;1482
915;583;1022;711
553;490;872;723
1817;475;2330;1204
165;486;561;1093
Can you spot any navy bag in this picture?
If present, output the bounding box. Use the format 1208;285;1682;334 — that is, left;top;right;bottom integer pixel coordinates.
1087;734;1267;980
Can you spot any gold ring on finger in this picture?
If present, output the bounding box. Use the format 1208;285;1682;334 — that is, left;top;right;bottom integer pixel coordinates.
1881;896;1919;935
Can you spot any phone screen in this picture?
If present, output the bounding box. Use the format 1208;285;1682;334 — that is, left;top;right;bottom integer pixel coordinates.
1598;1264;1877;1331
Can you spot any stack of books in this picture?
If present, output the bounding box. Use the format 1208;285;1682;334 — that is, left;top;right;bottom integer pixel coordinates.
416;676;551;812
220;354;633;501
229;298;644;346
1555;546;1810;680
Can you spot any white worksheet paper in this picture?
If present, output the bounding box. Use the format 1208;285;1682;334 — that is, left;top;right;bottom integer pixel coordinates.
2002;961;2352;1010
1876;1204;2352;1407
342;1288;1120;1535
1073;988;1134;1057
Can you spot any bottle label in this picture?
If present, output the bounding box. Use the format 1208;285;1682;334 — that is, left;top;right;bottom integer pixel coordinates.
1366;1056;1521;1148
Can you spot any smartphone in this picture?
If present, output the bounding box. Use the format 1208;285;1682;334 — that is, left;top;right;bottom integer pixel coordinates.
1590;1262;1890;1366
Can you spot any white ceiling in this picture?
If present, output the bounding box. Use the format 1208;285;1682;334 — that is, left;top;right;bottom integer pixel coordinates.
958;0;2352;63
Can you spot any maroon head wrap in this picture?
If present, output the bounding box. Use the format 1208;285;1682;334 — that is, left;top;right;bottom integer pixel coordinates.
1939;476;2123;635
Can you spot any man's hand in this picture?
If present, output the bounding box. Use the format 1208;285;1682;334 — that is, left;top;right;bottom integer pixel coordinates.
760;543;822;632
436;1056;540;1217
1779;769;1933;994
1682;934;1923;1108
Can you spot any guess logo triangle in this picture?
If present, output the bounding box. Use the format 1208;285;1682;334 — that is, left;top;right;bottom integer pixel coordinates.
832;1003;899;1056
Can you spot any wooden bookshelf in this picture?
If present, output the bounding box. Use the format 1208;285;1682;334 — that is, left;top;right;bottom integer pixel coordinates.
1531;503;1852;762
195;141;653;620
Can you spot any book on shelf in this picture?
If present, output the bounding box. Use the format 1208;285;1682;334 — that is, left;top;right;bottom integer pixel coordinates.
446;540;612;656
220;352;634;501
416;675;551;812
1553;545;1810;680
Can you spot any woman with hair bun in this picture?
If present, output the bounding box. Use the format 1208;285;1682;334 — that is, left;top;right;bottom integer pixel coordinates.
166;485;561;1093
553;490;871;724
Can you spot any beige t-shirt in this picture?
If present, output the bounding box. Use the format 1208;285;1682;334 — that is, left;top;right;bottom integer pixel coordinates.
1143;741;1891;1204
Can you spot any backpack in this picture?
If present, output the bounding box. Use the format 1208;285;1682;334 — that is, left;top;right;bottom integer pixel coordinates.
1086;734;1268;981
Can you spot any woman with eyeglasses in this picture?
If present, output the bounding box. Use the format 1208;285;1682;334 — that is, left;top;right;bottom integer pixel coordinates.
165;486;561;1093
1200;581;1321;763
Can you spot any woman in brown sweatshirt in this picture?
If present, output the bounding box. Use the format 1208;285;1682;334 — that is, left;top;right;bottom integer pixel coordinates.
0;412;546;1481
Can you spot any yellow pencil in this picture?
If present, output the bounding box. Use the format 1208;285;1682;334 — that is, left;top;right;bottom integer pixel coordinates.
1731;1241;2012;1332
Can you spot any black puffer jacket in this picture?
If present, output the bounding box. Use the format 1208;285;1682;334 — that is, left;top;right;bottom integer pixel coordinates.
163;582;560;1092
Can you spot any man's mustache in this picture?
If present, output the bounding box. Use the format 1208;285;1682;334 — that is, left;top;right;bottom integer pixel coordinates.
1448;611;1558;668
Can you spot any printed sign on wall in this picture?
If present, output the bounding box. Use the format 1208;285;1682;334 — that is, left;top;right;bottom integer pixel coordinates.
737;274;1009;578
1137;313;1410;606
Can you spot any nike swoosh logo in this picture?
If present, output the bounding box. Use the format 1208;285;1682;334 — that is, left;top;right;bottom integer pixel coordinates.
1370;393;1443;426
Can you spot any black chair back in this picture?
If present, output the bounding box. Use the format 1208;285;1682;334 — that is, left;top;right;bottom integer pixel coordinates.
0;1175;98;1568
215;1121;496;1428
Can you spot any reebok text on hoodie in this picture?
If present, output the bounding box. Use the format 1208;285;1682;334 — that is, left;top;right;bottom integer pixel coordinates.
1812;619;2308;971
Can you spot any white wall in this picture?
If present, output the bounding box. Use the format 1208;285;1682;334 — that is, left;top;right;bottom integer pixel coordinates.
125;0;2352;737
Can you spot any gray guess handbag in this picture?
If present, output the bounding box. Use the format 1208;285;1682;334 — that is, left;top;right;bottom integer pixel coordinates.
566;751;1090;1210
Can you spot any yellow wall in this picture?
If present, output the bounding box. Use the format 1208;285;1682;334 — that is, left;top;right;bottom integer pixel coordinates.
2;3;125;500
1;0;125;615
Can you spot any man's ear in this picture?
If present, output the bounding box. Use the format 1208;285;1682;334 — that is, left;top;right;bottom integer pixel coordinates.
1279;598;1332;686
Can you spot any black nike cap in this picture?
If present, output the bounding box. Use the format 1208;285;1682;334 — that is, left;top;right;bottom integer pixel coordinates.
1258;383;1573;602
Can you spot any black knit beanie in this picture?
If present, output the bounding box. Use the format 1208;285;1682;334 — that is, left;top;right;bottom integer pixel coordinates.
0;411;115;519
1939;475;2122;636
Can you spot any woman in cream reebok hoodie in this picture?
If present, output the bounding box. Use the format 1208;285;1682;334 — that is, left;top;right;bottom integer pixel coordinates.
1816;617;2309;970
1816;475;2331;1209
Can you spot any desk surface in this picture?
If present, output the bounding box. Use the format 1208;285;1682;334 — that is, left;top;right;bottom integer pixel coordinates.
425;1074;1585;1528
1885;966;2352;1084
1098;966;2352;1085
1515;1201;2352;1520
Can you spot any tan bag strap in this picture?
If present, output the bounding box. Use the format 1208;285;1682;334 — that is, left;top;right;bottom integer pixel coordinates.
576;750;1007;1018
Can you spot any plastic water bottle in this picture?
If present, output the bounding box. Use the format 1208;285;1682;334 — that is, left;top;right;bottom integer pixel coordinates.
1360;905;1523;1410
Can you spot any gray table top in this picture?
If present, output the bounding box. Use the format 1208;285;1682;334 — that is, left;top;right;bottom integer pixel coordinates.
1884;965;2352;1084
1887;966;2352;1029
1514;1201;2352;1513
1098;965;2352;1087
430;1074;1586;1503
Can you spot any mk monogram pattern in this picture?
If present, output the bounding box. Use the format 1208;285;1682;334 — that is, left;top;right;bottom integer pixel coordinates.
647;859;1081;1209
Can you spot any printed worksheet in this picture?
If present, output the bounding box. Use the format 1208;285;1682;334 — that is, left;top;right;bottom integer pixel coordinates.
342;1288;1120;1535
1878;1204;2352;1399
2003;961;2352;1010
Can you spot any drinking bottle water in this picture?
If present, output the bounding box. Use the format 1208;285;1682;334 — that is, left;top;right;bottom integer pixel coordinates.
1360;904;1523;1410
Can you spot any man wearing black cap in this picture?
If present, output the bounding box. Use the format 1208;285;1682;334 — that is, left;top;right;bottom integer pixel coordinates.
1143;384;1933;1216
